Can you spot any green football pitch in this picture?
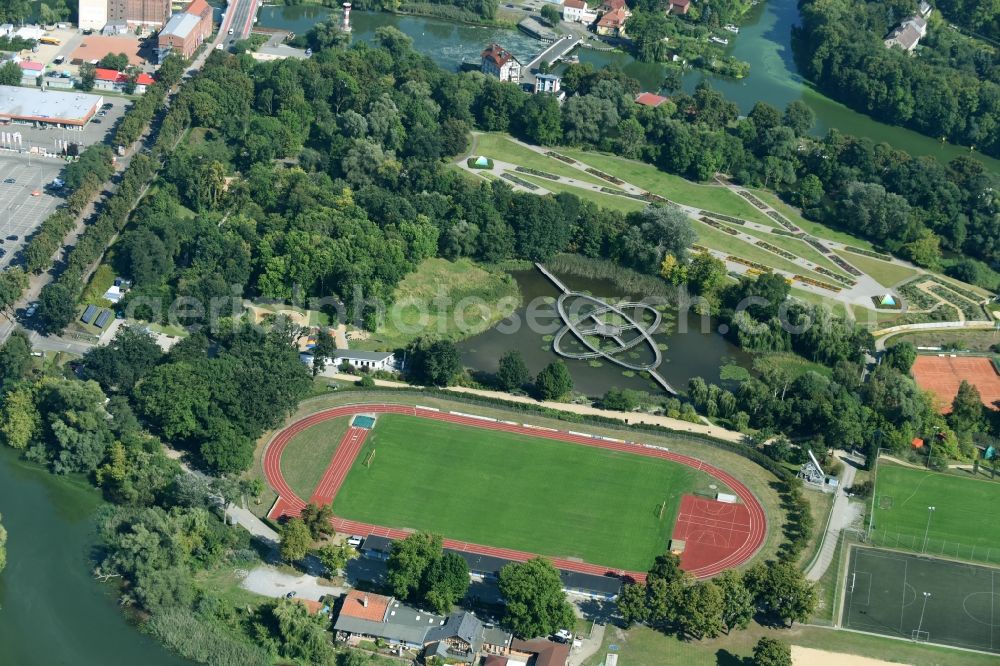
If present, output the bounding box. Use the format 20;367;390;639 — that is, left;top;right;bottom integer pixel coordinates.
331;414;718;571
842;546;1000;653
872;464;1000;564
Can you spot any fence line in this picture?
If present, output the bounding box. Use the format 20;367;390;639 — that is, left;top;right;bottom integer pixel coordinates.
870;529;998;564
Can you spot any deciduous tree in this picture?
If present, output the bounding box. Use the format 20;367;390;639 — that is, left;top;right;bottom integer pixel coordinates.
497;557;574;638
279;518;312;562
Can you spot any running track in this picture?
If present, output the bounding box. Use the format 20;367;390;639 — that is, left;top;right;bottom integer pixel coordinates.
262;403;767;580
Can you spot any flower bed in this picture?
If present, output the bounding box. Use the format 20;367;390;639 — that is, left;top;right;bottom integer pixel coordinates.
766;210;798;231
924;275;984;305
813;265;856;287
804;237;830;254
645;192;670;203
845;246;892;261
737;190;768;210
545;151;577;165
501;172;539;190
793;275;841;292
771;229;801;238
699;210;745;225
700;217;740;235
754;240;798;261
515;165;559;180
927;284;989;321
829;254;862;277
727;255;774;272
585;167;626;186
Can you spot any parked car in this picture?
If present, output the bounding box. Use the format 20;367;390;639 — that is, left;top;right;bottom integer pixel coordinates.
7;235;18;240
3;178;14;184
92;119;102;124
347;535;363;547
102;102;113;109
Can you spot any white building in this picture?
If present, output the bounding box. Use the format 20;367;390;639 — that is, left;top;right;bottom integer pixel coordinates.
480;44;521;83
534;73;561;94
562;0;597;23
79;0;109;31
301;350;399;373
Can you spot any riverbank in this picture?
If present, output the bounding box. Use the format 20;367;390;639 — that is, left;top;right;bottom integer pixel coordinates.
0;448;190;665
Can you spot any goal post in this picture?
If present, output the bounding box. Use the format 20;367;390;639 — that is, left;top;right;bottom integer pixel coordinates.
911;630;929;642
363;448;376;468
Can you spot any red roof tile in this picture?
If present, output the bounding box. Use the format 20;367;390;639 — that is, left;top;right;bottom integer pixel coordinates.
563;0;587;8
94;68;125;82
185;0;211;16
339;589;391;622
635;92;669;107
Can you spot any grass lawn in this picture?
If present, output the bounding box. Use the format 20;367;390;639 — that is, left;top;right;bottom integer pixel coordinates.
582;621;993;666
718;221;850;279
748;189;878;251
872;463;1000;564
332;413;718;571
694;223;836;286
788;287;852;320
886;329;1000;352
511;173;647;213
560;149;779;227
280;416;352;501
837;250;919;287
758;352;833;379
473;134;609;186
352;258;521;350
254;392;789;565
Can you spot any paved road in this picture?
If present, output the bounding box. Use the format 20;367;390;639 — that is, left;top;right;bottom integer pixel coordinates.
220;0;259;47
805;451;860;583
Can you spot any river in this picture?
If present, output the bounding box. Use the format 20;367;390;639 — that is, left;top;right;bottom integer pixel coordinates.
259;0;999;169
0;447;191;665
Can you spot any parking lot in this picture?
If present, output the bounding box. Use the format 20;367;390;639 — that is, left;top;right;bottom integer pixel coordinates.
0;154;66;270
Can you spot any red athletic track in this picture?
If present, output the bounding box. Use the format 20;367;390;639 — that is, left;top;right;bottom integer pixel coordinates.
262;403;767;579
672;495;753;573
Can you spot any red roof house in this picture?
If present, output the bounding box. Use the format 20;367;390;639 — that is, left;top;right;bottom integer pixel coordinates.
635;92;669;107
669;0;691;14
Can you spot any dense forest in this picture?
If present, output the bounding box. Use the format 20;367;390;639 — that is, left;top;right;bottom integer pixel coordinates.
796;0;1000;159
934;0;1000;41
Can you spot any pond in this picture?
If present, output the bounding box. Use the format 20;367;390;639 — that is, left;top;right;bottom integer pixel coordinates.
0;447;191;665
456;268;750;397
259;1;1000;169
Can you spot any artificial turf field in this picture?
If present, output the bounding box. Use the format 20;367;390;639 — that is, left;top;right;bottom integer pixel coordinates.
872;464;1000;565
842;545;1000;654
330;414;718;571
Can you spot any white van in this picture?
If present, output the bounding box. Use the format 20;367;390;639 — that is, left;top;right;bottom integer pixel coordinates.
347;535;363;548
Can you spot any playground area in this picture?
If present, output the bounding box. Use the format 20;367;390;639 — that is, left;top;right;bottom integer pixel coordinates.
263;404;767;578
911;355;1000;413
841;545;1000;654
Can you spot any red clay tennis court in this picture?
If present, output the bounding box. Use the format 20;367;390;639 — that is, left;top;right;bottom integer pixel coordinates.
911;355;1000;413
672;495;753;573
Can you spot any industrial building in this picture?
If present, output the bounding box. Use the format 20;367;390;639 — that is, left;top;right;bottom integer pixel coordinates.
157;0;214;61
106;0;170;28
0;86;103;128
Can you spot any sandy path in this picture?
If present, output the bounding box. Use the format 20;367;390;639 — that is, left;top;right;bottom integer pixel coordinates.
792;645;907;666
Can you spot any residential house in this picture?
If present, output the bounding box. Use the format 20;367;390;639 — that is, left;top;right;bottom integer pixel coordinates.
562;0;597;24
599;0;625;11
481;43;521;83
18;60;43;84
333;590;444;651
669;0;690;14
634;92;669;108
504;638;570;666
93;68;155;93
595;5;630;37
424;611;513;664
884;15;927;52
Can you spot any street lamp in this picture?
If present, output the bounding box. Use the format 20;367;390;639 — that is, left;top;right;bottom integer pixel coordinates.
915;591;931;640
921;506;936;553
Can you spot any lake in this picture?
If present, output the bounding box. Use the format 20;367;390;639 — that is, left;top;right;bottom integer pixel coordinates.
259;1;999;169
0;447;191;665
456;268;750;397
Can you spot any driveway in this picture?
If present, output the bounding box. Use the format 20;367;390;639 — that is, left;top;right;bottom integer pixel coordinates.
241;565;344;601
